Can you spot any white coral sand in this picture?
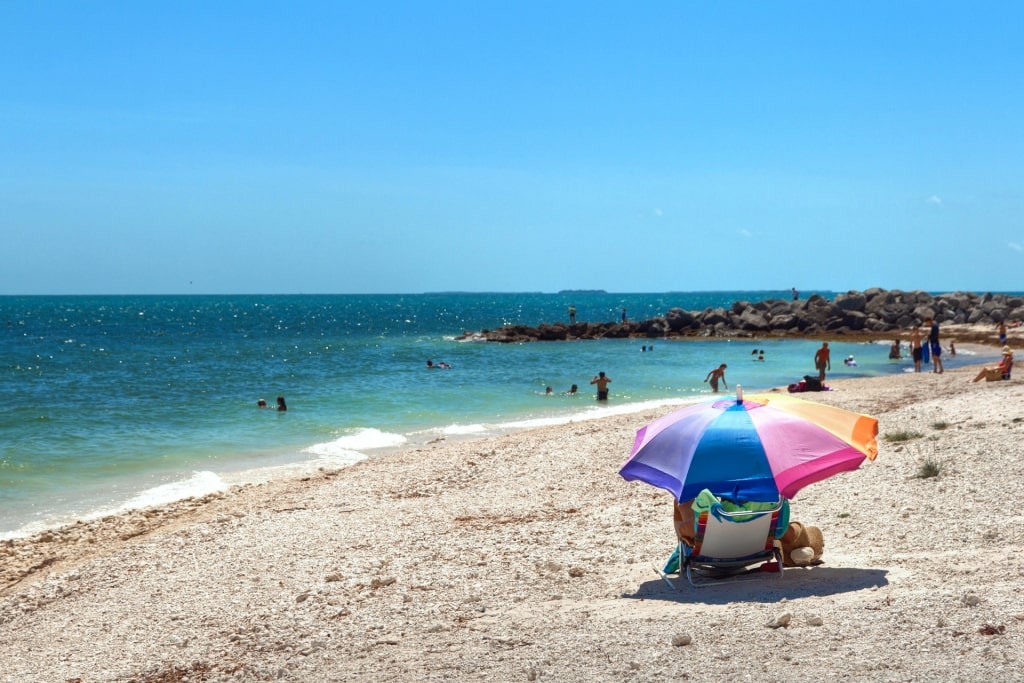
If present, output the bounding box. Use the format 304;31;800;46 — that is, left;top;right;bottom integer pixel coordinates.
1;364;1023;682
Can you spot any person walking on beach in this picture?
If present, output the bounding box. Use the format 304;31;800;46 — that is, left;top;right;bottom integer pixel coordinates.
814;342;831;381
926;317;944;374
568;305;576;325
590;371;611;401
703;364;728;393
910;325;924;372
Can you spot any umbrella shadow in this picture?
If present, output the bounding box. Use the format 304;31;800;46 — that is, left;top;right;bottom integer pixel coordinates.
624;565;890;604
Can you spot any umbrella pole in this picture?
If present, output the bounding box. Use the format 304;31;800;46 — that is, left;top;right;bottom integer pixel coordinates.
654;565;677;591
653;539;682;591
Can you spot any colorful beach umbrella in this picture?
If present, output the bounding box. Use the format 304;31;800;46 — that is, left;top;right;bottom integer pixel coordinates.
619;391;879;502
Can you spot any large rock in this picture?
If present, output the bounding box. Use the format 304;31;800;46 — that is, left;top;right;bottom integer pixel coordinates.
839;310;868;330
665;308;697;331
701;308;731;327
738;308;770;331
535;324;567;341
835;291;867;312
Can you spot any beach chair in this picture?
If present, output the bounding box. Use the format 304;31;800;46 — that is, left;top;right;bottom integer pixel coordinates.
991;358;1007;385
660;493;785;589
985;358;1013;381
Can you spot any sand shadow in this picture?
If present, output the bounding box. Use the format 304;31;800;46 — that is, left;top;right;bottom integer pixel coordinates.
624;565;890;604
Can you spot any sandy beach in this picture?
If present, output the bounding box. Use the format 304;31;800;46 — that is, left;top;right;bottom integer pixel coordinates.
2;356;1023;682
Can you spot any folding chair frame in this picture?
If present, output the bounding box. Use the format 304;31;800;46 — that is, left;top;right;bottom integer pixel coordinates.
677;500;785;588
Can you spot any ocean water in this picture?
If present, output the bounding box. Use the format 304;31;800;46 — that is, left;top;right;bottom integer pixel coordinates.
0;291;999;538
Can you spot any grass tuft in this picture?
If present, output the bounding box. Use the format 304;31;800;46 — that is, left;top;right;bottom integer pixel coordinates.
884;431;924;443
916;458;943;479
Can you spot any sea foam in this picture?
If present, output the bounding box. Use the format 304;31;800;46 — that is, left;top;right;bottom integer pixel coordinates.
117;470;229;513
304;428;407;453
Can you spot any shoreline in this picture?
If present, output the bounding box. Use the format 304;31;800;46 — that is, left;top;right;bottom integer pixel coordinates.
2;336;1002;542
2;358;1022;681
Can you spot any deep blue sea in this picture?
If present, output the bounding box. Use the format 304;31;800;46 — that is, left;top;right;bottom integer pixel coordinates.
0;291;1001;538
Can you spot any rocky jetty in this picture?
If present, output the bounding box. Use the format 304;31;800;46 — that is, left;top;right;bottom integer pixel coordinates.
456;289;1024;343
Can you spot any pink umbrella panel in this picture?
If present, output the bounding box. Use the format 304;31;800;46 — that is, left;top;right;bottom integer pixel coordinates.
619;393;879;503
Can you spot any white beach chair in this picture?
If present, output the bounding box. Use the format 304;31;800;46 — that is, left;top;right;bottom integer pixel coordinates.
672;497;785;588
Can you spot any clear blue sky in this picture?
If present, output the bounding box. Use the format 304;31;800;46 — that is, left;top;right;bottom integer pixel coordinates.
2;2;1022;295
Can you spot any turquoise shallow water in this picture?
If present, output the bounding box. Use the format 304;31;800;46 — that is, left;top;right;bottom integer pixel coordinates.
0;291;1000;537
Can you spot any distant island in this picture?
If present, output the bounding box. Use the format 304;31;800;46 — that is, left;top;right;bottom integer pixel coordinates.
424;291;544;295
557;289;607;295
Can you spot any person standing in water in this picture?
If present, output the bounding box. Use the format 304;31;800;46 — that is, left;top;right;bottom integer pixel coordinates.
926;317;944;374
590;371;611;401
814;341;831;381
703;364;728;393
910;325;924;372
